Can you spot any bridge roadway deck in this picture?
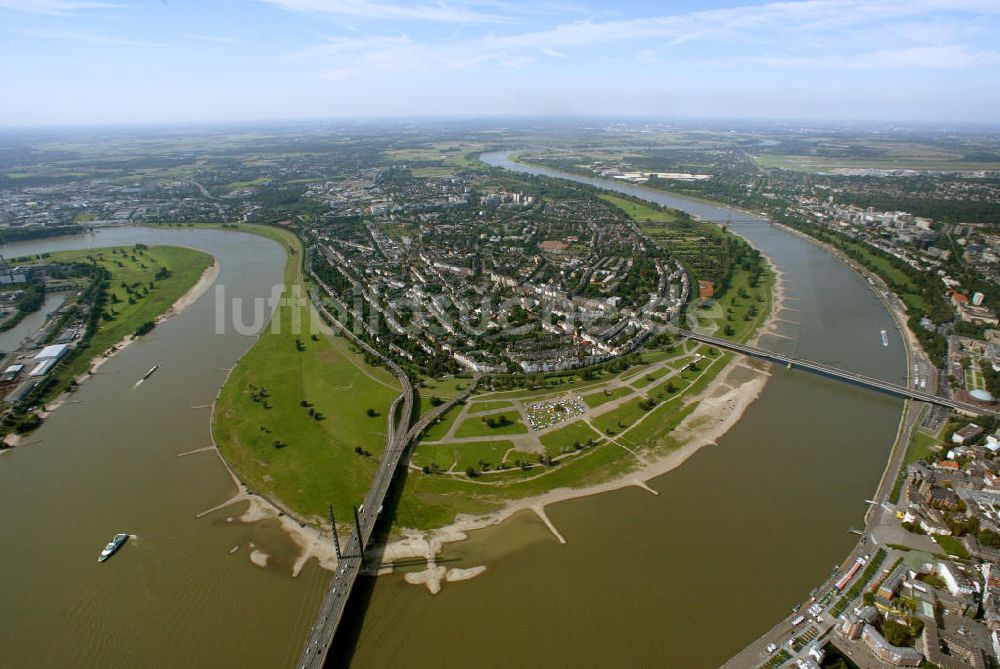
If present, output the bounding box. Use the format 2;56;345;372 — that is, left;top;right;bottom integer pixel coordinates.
297;267;477;669
680;329;995;415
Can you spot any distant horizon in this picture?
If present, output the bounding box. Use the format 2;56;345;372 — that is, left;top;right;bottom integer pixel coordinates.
3;114;1000;134
2;0;998;127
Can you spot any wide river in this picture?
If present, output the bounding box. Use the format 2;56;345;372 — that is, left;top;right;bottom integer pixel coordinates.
0;154;907;668
344;153;908;667
0;227;329;668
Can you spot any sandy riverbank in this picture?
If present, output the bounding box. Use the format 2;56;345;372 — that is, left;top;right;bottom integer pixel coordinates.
77;259;219;381
168;259;220;316
193;476;341;576
240;495;339;576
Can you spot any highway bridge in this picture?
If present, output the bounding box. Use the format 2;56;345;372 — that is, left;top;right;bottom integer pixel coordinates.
680;329;996;416
296;268;478;669
294;234;989;665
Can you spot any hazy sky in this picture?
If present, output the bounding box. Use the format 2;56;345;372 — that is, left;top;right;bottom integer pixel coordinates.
1;0;999;126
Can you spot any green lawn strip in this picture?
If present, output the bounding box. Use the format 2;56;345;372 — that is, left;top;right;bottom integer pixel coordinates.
419;404;463;441
666;376;692;394
593;352;730;440
665;355;695;369
212;228;402;522
629;366;671;386
419;376;474;399
452;412;528;438
618;400;698;451
593;397;654;436
889;420;942;503
396;439;638;531
901;291;927;313
616;354;730;450
599;193;679;222
465;400;515;414
513;440;636;494
473;352;669;402
410;439;525;473
908;429;941;463
40;245;212;381
634;349;672;365
684;353;731;396
390;475;507;532
710;264;774;343
934;535;970;560
582;385;633;408
539;419;602;458
454;351;685;414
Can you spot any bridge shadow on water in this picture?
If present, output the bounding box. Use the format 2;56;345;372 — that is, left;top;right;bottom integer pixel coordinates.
323;391;450;668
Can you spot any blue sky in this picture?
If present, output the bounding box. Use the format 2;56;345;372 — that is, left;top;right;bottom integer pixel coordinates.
1;0;998;126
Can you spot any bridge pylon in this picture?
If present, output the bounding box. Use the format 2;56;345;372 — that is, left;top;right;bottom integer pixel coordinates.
353;506;364;560
328;504;342;561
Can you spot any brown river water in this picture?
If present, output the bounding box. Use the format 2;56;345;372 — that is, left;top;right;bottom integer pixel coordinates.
343;154;907;668
0;152;907;668
0;228;327;668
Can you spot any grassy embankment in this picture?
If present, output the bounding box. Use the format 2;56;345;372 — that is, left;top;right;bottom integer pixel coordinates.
1;245;212;435
598;194;680;223
888;411;944;504
40;245;213;381
816;233;927;313
211;226;403;523
17;245;210;379
393;199;774;531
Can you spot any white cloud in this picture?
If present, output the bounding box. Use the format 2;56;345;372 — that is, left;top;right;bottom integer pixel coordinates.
288;0;1000;80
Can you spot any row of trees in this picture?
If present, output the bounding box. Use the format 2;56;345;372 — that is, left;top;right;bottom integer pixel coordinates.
1;263;111;437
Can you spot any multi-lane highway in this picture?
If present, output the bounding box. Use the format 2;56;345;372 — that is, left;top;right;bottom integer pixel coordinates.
296;265;477;669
